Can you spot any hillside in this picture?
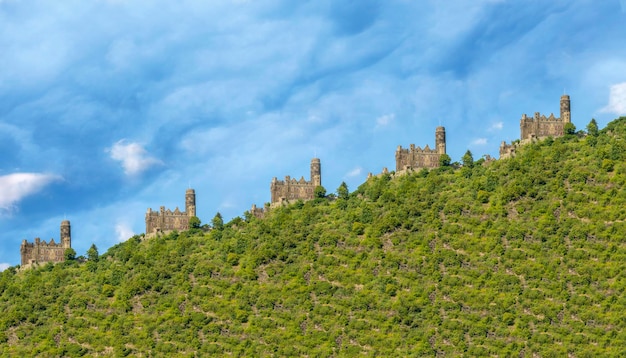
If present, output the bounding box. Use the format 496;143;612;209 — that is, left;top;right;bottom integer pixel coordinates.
1;117;626;356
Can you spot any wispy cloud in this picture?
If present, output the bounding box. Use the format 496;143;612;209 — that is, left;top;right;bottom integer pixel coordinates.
0;173;61;215
601;82;626;115
471;138;488;146
489;122;503;131
345;167;363;178
376;113;395;128
115;222;135;242
0;263;11;272
108;140;163;176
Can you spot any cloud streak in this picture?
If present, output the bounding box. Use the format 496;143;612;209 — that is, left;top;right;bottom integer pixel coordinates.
0;173;61;215
471;138;488;146
376;113;395;128
115;222;135;242
489;122;503;131
108;140;163;176
602;82;626;115
345;167;363;178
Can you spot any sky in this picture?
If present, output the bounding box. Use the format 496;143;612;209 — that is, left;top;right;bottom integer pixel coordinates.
1;0;626;269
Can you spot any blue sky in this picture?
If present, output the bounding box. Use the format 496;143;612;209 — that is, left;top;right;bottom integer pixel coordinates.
2;0;626;268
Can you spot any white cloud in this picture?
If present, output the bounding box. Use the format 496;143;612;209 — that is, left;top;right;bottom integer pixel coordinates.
0;263;11;272
489;122;503;131
345;167;362;177
219;200;238;211
601;82;626;115
471;138;488;146
108;140;163;176
115;222;135;242
376;113;395;127
0;173;61;214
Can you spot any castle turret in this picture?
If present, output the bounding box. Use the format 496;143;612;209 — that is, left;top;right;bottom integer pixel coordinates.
435;126;446;155
310;158;321;187
60;220;71;249
185;188;196;217
560;94;571;123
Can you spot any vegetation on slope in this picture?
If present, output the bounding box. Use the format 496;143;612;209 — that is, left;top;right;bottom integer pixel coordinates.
1;118;626;356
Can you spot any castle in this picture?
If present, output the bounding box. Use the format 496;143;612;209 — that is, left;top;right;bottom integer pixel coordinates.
16;94;576;264
395;126;446;171
270;158;322;204
500;95;571;159
20;220;72;266
145;189;196;235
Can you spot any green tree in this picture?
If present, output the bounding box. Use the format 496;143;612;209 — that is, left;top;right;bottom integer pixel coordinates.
87;244;99;262
212;212;224;231
564;122;577;135
586;118;599;136
337;182;349;200
439;154;451;167
64;248;76;261
189;216;201;229
314;185;327;199
462;150;474;168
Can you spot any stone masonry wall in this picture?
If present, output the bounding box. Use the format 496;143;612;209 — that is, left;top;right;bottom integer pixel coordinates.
20;220;71;266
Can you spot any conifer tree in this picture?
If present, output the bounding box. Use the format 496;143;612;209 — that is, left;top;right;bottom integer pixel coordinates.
587;118;599;136
462;150;474;167
337;182;349;200
212;212;224;231
87;244;99;262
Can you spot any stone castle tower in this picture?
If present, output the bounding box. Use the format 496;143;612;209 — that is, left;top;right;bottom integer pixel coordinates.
20;220;72;266
270;158;322;204
395;126;446;171
185;188;196;217
500;95;571;159
520;95;571;140
145;189;196;235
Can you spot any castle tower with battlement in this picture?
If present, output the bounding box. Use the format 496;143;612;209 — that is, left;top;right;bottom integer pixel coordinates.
501;95;571;159
20;220;72;267
520;94;571;140
270;158;322;204
395;126;447;171
185;188;196;217
146;189;196;235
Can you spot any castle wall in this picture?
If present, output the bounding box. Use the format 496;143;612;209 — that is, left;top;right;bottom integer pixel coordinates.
395;127;446;171
395;148;442;171
250;204;267;219
20;220;71;266
520;113;565;140
21;239;66;265
500;95;571;159
271;177;316;203
146;208;192;233
499;141;516;160
270;159;321;204
145;189;196;235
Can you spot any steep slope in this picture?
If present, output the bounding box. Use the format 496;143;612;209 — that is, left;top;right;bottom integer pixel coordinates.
1;118;626;356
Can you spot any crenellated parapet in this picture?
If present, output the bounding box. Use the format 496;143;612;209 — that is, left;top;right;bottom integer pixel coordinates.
271;175;311;186
501;95;572;159
270;158;321;204
20;220;72;267
395;126;446;171
520;112;565;140
145;189;196;235
520;95;571;141
250;204;268;219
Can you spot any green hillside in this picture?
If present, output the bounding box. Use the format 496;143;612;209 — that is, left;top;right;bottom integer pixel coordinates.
1;118;626;356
